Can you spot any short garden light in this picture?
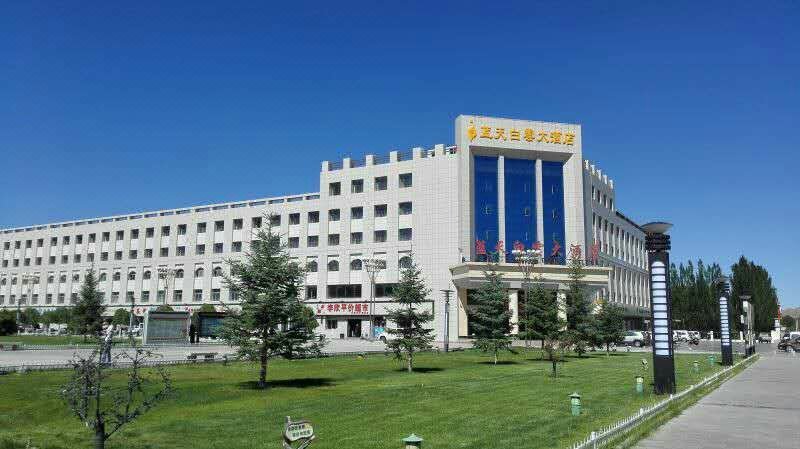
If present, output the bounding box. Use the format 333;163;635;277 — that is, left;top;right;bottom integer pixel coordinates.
403;434;423;449
708;355;716;365
635;375;644;394
570;392;581;416
692;360;700;374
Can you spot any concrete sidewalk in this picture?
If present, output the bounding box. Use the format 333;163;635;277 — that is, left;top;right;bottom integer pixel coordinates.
635;347;800;449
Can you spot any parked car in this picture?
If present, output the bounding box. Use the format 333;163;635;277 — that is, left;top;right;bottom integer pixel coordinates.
777;335;800;352
623;331;647;347
673;330;690;342
757;334;772;343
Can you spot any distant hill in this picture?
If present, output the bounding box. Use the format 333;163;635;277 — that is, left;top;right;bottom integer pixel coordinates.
783;307;800;318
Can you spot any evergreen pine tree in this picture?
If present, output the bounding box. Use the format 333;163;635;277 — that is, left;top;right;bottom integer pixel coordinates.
522;282;561;357
564;247;595;357
469;266;513;365
72;268;106;341
220;217;324;389
595;299;626;354
385;255;434;373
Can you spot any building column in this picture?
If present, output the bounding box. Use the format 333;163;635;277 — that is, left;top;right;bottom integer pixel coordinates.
509;290;519;335
535;159;544;245
497;156;506;261
458;288;469;337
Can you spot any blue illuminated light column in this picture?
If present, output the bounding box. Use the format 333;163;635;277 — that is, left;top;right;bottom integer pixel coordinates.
642;222;676;395
715;276;734;366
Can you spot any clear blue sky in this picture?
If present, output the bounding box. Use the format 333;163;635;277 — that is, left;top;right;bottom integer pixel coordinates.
2;2;798;306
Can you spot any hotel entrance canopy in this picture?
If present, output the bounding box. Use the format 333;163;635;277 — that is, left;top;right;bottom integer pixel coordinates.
449;262;611;293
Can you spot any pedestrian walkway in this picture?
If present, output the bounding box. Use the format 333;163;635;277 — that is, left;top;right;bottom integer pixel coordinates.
635;347;800;449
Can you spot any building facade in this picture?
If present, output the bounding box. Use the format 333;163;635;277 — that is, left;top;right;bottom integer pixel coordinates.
0;115;650;340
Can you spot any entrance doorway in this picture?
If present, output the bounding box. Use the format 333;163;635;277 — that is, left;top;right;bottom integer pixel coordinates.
347;319;362;338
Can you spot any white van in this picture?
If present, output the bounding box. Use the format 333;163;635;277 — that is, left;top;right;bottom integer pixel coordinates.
673;330;690;342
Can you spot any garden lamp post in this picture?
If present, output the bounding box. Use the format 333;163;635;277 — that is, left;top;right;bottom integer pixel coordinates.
403;434;423;449
714;275;734;366
440;289;453;352
642;221;676;395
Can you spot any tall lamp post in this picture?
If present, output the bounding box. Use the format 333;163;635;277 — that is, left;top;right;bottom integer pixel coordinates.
740;294;753;356
157;267;176;307
642;221;676;395
20;274;38;334
714;275;734;366
364;257;385;340
440;289;453;352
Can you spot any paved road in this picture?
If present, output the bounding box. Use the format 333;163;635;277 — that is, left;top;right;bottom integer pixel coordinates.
0;339;480;367
0;338;755;367
635;345;800;449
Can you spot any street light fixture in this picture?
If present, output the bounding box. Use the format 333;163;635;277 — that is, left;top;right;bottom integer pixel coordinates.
642;221;676;395
157;267;176;307
440;289;453;352
363;257;385;340
714;275;734;366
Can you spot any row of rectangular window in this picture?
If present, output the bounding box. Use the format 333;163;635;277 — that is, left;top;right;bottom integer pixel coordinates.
0;282;399;306
328;173;412;196
1;224;412;268
1;203;414;257
291;228;412;248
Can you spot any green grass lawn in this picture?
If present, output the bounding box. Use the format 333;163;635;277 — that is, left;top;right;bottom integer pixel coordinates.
0;350;732;449
0;335;133;346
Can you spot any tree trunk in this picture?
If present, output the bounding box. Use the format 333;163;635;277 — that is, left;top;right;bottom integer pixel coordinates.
407;353;413;373
94;422;105;449
493;351;498;365
258;350;269;389
551;359;557;377
540;340;545;359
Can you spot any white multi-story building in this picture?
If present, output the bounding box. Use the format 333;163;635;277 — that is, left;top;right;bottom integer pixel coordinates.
0;115;650;340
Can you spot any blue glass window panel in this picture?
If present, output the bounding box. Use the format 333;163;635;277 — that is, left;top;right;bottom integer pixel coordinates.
542;161;566;264
504;158;536;261
473;155;498;260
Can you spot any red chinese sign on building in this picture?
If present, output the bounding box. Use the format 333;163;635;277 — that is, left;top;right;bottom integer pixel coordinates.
569;244;582;261
475;239;487;255
315;303;371;316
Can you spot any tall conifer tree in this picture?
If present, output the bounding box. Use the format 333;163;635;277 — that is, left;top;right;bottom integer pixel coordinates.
469;266;513;365
385;255;434;373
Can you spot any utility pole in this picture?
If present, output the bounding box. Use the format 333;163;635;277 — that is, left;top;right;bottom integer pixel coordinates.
440;289;453;352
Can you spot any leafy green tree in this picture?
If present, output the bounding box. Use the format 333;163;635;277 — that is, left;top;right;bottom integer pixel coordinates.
780;315;796;331
220;218;324;389
155;305;174;312
385;254;434;373
469;266;513;365
0;310;17;336
20;307;42;328
112;308;130;326
564;247;595;357
595;299;626;354
198;304;216;313
72;269;106;340
731;256;780;333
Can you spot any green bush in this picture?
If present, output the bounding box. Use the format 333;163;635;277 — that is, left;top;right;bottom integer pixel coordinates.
0;310;18;336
